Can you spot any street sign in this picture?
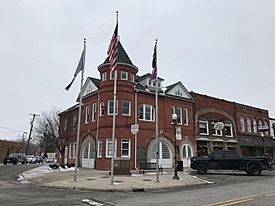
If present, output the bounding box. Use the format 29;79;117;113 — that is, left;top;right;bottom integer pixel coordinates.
131;124;139;134
258;125;269;131
176;126;182;140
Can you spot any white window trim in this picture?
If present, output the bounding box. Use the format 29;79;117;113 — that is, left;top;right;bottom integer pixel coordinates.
225;123;233;137
121;139;131;158
92;102;96;122
247;118;252;133
139;104;155;122
253;119;257;133
122;100;131;116
100;101;104;117
110;71;116;80
102;72;107;81
121;71;128;80
108;100;118;115
199;119;209;135
69;143;72;159
171;106;183;125
240;116;245;132
73;142;77;159
184;108;188;126
131;74;135;82
106;139;117;158
97;139;103;158
85;105;90;124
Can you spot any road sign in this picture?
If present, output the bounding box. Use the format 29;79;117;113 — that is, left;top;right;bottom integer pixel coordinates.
131;124;139;134
258;125;269;131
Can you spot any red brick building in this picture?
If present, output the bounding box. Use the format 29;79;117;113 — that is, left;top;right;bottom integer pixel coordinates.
0;140;21;163
59;42;196;170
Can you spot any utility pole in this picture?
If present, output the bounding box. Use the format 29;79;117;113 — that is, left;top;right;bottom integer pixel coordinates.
25;113;40;154
21;131;27;152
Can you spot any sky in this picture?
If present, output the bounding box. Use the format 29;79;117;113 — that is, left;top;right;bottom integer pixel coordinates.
1;0;275;141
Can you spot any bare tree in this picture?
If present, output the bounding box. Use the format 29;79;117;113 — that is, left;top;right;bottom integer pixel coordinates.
34;108;70;164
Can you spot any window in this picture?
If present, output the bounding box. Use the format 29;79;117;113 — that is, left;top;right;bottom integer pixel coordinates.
101;72;107;81
106;139;117;158
183;108;188;126
212;122;222;136
139;104;155;121
121;139;130;157
247;117;252;133
69;143;72;158
264;121;269;135
131;74;135;82
92;102;96;122
224;121;233;137
253;119;257;133
97;139;102;158
85;105;90;124
122;100;131;116
199;118;209;135
240;116;245;132
64;118;68;132
100;101;105;116
171;106;182;125
121;71;128;80
73;142;77;159
108;100;118;115
72;116;77;130
110;71;116;80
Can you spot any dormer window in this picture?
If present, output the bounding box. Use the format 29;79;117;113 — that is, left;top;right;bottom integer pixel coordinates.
148;79;161;88
121;71;128;80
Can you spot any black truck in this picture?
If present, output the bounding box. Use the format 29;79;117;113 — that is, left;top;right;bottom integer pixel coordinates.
190;150;273;176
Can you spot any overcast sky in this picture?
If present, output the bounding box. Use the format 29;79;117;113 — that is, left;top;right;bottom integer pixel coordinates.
1;0;275;141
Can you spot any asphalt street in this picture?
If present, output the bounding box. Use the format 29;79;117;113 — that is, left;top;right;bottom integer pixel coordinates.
0;164;275;206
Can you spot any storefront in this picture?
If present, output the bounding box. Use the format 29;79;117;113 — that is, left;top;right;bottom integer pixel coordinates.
239;136;263;156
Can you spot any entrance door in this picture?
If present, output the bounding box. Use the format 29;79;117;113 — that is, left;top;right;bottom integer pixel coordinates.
81;141;95;168
150;142;172;168
182;144;193;167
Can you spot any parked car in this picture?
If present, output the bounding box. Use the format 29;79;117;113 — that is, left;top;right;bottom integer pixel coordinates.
26;155;36;164
190;150;273;176
3;153;26;165
35;156;43;164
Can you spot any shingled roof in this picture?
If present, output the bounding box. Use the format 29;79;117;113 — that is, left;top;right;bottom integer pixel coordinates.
103;41;134;66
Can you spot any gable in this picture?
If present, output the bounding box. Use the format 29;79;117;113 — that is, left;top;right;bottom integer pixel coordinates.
82;78;98;97
166;83;193;100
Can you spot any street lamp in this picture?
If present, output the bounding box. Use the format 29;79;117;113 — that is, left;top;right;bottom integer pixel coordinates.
261;132;265;156
171;113;179;180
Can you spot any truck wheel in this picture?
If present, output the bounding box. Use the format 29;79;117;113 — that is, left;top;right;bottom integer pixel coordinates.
197;164;207;174
248;164;261;176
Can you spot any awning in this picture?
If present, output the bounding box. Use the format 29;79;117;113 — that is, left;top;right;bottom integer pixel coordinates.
212;138;225;142
239;136;263;147
197;137;210;141
227;139;238;143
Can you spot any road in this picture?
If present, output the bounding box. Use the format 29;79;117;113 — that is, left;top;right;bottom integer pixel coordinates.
0;164;274;206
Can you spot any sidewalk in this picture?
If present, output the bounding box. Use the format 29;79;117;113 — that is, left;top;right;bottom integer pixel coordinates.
21;165;213;192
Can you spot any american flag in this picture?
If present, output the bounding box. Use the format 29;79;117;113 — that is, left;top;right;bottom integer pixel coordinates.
107;22;118;73
150;40;157;81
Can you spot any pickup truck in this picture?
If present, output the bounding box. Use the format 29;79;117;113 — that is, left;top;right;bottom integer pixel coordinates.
190;150;273;176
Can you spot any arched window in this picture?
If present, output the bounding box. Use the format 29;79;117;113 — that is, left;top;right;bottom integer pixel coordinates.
240;116;245;132
247;117;252;133
264;121;269;135
253;119;257;133
224;121;233;137
198;118;209;135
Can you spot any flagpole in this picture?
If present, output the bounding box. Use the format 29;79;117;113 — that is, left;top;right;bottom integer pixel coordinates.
74;38;86;181
110;11;118;185
154;39;160;183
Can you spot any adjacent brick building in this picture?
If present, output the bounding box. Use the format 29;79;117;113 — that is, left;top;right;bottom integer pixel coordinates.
0;140;21;163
